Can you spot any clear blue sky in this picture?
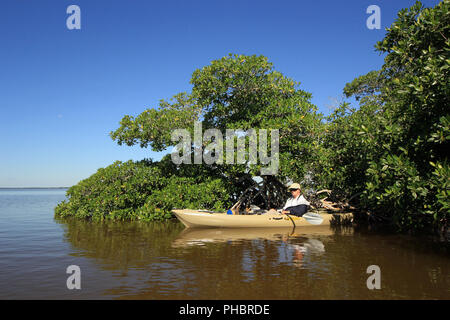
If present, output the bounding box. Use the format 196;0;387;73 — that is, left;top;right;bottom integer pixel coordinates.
0;0;440;187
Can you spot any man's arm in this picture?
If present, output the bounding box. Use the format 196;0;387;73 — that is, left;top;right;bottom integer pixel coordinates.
283;204;308;217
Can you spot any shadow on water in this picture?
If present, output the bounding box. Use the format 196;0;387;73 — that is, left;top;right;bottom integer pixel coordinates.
55;217;450;299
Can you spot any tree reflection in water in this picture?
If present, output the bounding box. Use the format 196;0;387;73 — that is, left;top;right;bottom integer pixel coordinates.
55;217;450;299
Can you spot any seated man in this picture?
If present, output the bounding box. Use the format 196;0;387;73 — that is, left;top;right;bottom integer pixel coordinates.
281;183;310;217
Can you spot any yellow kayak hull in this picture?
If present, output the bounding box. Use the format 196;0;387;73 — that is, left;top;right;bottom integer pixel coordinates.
172;209;344;228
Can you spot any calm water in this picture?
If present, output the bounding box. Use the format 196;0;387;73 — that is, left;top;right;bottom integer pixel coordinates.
0;189;448;299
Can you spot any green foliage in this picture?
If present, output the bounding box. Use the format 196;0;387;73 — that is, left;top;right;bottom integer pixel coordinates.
343;70;383;102
110;93;201;151
110;53;324;183
312;102;387;199
55;159;232;221
315;0;449;232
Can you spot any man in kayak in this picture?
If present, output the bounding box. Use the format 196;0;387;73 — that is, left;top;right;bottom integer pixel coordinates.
280;183;310;217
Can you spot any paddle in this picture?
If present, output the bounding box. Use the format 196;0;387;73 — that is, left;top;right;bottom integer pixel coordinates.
285;213;297;230
285;212;324;226
301;212;324;225
227;200;241;215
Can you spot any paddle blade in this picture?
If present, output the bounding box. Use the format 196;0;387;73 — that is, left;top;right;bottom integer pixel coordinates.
302;212;324;225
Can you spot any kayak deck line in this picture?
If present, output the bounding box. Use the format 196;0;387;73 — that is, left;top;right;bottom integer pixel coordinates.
172;209;351;228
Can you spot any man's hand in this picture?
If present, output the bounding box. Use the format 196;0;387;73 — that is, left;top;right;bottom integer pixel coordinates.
282;210;290;214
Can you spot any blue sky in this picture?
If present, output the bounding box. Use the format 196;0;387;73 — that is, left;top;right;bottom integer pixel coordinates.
0;0;440;187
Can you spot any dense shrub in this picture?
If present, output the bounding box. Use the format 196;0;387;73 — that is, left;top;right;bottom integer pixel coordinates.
55;160;232;221
313;1;449;232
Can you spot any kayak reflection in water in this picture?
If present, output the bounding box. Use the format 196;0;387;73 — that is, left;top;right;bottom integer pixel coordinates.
280;234;325;268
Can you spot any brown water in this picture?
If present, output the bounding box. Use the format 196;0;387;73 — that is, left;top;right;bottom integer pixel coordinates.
0;189;448;299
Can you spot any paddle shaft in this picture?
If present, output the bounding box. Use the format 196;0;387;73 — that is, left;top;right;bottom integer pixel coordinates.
284;211;324;226
285;214;296;229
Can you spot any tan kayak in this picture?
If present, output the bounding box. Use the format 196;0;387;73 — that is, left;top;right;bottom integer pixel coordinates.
172;209;349;228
